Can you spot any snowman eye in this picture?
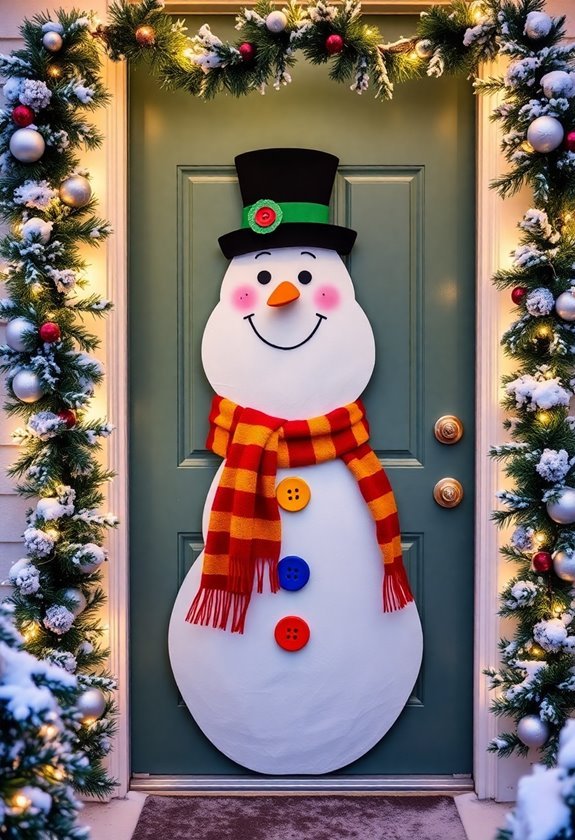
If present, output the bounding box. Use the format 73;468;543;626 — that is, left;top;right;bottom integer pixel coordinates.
298;270;312;285
257;270;272;285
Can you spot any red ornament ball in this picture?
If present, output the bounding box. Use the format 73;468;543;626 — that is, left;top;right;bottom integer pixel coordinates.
511;286;528;305
238;42;256;62
135;24;156;47
563;130;575;153
325;33;345;55
58;409;77;429
12;105;35;128
39;321;61;343
532;551;553;572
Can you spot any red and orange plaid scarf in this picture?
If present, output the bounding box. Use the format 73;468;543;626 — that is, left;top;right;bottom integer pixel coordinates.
186;396;413;633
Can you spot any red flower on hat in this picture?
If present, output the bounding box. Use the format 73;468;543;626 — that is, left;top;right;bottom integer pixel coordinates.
254;205;277;227
247;199;283;234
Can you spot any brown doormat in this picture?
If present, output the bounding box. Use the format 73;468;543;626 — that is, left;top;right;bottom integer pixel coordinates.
131;794;467;840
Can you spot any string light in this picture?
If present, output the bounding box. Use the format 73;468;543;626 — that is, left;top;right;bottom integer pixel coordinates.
22;623;39;642
40;723;59;739
536;325;551;339
537;411;551;425
47;65;62;78
11;792;31;812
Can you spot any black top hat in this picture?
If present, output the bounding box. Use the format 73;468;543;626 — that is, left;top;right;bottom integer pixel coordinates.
218;148;357;259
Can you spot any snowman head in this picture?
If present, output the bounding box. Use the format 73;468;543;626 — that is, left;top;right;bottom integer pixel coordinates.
202;246;375;418
202;148;375;417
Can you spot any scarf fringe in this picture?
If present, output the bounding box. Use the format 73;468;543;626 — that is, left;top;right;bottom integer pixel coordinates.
383;561;414;613
256;557;280;594
185;588;250;634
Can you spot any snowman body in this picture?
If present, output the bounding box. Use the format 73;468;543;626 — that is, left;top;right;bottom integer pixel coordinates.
169;247;423;774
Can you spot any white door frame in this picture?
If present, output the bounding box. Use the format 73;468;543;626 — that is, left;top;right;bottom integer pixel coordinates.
103;16;509;800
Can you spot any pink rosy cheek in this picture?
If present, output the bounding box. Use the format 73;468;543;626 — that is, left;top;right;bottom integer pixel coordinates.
314;285;340;311
231;285;258;312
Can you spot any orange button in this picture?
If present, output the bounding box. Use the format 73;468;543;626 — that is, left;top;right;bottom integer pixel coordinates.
274;616;310;652
276;477;311;512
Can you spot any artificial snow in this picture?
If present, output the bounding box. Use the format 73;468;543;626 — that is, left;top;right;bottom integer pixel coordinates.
28;411;64;440
533;616;574;652
536;448;573;482
511;526;535;551
18;80;52;111
13;180;57;211
508;765;570;840
47;267;77;293
43;605;75;636
505;581;538;610
23;527;55;558
519;209;560;242
558;719;575;769
506;371;572;411
526;287;555;316
8;559;40;595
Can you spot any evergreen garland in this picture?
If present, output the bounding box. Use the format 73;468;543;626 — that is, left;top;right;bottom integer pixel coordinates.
0;10;117;799
1;0;574;808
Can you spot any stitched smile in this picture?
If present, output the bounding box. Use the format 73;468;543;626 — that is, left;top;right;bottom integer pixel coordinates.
244;313;327;351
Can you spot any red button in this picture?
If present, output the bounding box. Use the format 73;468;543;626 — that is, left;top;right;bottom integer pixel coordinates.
254;205;277;228
274;616;310;652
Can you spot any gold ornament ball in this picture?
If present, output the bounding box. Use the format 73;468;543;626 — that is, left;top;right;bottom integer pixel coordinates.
59;175;92;209
77;687;107;723
42;31;63;52
415;39;434;59
135;25;156;46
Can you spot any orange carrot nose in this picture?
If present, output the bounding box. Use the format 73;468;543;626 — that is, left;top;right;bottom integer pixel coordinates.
267;281;301;308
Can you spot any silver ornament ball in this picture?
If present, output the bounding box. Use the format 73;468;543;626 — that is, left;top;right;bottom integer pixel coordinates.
6;317;35;352
527;116;564;153
266;10;288;32
59;175;92;209
12;370;44;403
9;128;45;163
555;291;575;321
77;687;107;723
524;11;552;40
553;550;575;582
415;39;434;59
42;31;63;52
517;715;549;748
547;488;575;524
61;587;87;617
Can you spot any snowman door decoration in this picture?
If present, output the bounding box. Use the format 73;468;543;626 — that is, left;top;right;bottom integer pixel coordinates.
169;148;423;775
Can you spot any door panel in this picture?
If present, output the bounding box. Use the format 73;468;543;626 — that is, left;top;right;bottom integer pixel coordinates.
129;13;475;776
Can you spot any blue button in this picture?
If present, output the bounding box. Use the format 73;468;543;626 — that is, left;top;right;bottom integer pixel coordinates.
278;556;310;591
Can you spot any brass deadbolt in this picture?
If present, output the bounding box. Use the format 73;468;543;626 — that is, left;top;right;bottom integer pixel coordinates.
434;478;464;508
434;415;464;445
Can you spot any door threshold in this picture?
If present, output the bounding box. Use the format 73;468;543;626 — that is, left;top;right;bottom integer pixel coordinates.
130;774;474;793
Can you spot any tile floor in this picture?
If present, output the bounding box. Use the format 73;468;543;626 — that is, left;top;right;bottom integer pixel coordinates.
80;791;511;840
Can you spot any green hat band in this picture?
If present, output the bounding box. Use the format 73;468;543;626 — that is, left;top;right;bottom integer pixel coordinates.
242;199;330;235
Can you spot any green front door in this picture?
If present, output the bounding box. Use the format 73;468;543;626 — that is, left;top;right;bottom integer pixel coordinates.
129;13;475;778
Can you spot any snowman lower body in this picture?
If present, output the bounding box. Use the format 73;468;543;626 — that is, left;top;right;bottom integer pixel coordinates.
169;460;423;775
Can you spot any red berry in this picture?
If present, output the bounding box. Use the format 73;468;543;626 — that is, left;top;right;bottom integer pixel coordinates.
12;105;35;128
563;130;575;153
58;409;76;429
532;551;553;572
511;286;528;305
238;42;256;62
39;321;61;343
325;33;344;55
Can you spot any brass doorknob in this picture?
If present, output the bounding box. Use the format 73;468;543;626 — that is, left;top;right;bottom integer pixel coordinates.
434;415;464;445
433;478;464;508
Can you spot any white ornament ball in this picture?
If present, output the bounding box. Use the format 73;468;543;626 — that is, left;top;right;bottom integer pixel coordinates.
415;39;434;59
541;70;575;100
59;175;92;209
61;587;87;617
42;31;63;52
77;687;107;723
547;488;575;524
524;11;553;40
527;116;564;153
555;291;575;321
6;317;35;352
552;550;575;582
3;77;22;103
517;715;549;748
9;128;45;163
12;370;45;403
22;217;53;244
266;10;288;32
